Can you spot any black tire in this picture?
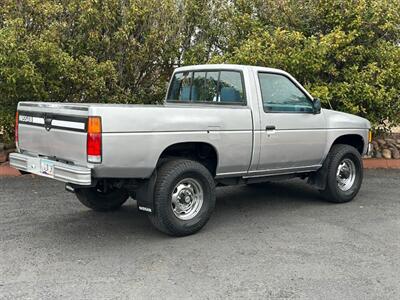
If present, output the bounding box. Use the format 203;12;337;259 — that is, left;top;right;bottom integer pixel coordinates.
75;184;129;212
320;144;363;203
148;159;216;236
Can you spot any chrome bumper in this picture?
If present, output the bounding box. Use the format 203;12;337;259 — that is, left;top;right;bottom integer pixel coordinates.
9;152;92;186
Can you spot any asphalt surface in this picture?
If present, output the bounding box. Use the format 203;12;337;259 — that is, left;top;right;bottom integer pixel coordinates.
0;170;399;299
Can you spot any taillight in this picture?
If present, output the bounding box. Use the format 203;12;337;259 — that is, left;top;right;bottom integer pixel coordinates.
15;111;19;148
87;116;102;163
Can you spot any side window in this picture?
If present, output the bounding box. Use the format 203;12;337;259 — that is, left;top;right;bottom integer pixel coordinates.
167;71;193;101
192;71;218;102
258;73;313;113
167;70;246;104
219;71;245;103
205;72;219;102
192;72;206;101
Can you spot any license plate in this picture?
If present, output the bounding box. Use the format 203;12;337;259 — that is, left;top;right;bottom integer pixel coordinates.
40;159;54;176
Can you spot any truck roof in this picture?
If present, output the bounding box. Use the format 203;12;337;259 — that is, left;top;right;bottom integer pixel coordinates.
174;64;287;75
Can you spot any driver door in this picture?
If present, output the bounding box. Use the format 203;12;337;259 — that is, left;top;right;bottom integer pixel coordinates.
256;72;327;172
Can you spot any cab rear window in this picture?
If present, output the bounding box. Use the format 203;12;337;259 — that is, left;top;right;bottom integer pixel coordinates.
167;70;245;105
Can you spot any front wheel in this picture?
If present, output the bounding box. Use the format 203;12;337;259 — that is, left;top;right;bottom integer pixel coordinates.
148;159;216;236
320;144;363;203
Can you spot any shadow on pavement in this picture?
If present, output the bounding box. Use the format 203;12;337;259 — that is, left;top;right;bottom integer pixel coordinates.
37;179;325;244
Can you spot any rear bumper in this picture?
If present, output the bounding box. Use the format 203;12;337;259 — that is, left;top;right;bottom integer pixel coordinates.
9;152;92;186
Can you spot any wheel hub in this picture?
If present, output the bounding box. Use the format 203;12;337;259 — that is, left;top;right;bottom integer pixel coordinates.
336;158;356;192
171;178;204;220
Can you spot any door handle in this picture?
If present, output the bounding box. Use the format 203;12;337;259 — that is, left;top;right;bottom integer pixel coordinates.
265;125;276;131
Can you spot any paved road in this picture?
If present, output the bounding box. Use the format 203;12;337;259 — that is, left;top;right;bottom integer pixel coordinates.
1;170;399;299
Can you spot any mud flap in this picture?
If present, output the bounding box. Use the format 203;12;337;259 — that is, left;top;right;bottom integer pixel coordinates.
308;156;330;190
135;170;157;214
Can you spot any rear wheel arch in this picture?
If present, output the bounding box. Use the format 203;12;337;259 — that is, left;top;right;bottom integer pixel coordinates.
134;142;218;215
157;142;219;176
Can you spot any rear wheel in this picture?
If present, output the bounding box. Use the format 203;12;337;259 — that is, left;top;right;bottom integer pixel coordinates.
320;144;363;203
148;159;215;236
75;182;129;212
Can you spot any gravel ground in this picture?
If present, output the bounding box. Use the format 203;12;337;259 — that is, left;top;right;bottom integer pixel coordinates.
0;170;399;299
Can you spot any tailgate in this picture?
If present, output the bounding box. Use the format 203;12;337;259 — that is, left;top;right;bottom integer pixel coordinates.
17;102;90;165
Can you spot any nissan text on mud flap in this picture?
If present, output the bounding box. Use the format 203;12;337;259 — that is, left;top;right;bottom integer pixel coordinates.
10;64;373;236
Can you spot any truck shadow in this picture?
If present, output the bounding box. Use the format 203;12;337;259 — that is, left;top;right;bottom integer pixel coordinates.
216;179;323;211
43;178;325;242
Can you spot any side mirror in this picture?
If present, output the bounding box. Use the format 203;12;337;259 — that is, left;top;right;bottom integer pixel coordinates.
313;98;321;114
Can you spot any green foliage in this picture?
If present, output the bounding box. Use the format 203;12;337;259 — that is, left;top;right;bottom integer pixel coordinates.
0;0;399;143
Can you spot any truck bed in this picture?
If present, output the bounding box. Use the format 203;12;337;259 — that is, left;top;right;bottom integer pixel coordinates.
16;102;254;179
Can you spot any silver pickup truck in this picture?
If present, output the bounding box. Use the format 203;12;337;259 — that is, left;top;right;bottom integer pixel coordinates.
10;64;372;236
